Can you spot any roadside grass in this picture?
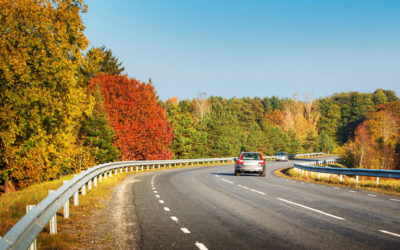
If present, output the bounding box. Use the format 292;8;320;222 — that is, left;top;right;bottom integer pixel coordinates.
277;167;400;197
0;162;229;248
0;175;74;237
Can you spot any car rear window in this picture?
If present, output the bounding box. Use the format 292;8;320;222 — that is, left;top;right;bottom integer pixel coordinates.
241;153;261;160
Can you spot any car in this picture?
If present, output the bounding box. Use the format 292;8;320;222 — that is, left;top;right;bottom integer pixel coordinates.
234;152;266;177
275;152;289;161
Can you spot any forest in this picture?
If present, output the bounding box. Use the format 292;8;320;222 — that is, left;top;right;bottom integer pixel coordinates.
0;0;399;192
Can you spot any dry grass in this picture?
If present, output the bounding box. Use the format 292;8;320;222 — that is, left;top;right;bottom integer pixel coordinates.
1;162;229;248
277;167;400;196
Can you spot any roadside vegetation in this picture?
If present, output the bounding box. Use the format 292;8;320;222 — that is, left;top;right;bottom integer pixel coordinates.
278;167;400;196
1;0;399;194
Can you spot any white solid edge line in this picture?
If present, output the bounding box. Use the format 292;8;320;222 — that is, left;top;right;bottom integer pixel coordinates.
195;242;208;250
277;198;345;220
380;230;400;238
181;228;191;233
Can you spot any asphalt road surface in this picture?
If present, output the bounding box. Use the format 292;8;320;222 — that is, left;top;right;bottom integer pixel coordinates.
129;160;400;250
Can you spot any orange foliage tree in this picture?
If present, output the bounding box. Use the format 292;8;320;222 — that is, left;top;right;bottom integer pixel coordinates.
90;74;173;160
341;101;400;169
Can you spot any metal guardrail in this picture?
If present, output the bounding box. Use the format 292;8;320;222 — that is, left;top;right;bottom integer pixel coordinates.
294;163;400;179
0;152;329;249
288;152;327;158
0;157;232;250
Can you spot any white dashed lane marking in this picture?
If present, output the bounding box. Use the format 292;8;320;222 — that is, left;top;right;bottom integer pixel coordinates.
181;228;191;233
220;178;233;184
195;242;208;250
155;195;160;198
368;194;377;197
250;189;265;195
159;200;164;204
153;191;158;193
171;216;178;221
277;198;345;221
379;230;400;238
390;198;400;202
164;207;170;211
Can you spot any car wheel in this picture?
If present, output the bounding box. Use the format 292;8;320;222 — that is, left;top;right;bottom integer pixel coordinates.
261;170;266;177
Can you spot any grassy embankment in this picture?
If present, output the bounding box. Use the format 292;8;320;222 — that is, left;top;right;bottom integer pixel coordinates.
0;161;230;248
277;163;400;196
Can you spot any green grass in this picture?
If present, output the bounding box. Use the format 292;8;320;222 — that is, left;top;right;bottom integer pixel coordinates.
278;167;400;196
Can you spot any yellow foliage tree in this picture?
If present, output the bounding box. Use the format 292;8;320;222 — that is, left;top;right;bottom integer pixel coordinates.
0;0;93;190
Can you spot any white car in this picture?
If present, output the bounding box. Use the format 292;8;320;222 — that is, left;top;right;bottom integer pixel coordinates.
234;152;266;177
275;152;289;161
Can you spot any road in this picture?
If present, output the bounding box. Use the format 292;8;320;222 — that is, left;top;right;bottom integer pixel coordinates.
128;160;400;249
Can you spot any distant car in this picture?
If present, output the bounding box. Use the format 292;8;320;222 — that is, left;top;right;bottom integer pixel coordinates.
234;152;266;177
275;152;289;161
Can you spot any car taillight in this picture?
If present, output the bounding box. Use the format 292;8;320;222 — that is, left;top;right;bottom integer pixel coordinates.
259;154;265;165
237;159;244;164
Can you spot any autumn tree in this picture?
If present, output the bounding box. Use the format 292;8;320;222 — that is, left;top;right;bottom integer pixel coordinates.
79;86;120;164
0;0;91;189
90;74;173;160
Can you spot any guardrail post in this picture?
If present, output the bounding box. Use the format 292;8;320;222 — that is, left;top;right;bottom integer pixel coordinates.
99;173;102;183
63;181;70;219
109;170;113;177
115;168;118;174
104;171;108;179
74;190;79;206
120;168;123;173
356;176;359;185
147;166;149;170
131;166;133;172
318;173;320;179
169;164;171;168
327;174;330;180
376;177;380;185
340;175;343;182
25;205;37;250
88;179;92;190
141;166;143;171
94;176;98;187
81;183;86;195
152;165;155;170
48;190;57;234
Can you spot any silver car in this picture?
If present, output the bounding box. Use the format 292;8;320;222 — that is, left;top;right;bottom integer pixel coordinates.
275;152;289;161
234;152;266;177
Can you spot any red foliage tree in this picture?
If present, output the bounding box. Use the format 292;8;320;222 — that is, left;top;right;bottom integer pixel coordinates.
90;74;173;160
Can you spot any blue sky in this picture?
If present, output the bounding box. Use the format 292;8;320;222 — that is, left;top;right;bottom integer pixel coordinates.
82;0;400;100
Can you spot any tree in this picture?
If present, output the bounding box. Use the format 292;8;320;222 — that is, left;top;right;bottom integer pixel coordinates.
90;74;173;160
0;0;91;189
79;86;120;164
97;46;125;75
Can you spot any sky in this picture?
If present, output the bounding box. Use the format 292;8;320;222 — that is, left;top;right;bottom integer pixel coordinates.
82;0;400;101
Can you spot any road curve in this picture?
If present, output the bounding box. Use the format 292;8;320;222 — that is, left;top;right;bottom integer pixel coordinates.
128;161;400;249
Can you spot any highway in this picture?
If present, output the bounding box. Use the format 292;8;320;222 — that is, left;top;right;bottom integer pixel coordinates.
128;160;400;249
